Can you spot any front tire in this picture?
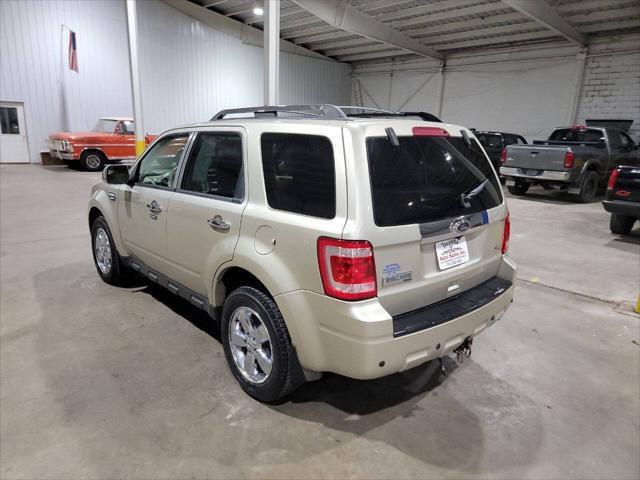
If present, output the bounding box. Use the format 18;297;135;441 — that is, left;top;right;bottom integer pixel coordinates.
80;150;106;171
507;180;529;195
610;213;636;235
91;216;128;285
221;286;303;402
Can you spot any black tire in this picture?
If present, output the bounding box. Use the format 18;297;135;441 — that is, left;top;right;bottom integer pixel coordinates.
90;216;129;285
577;171;598;203
507;180;529;195
80;150;106;172
610;213;636;235
221;286;303;402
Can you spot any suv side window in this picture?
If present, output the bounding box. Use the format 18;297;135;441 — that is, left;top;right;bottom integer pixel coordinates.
608;130;622;150
136;134;189;188
503;134;516;145
181;132;244;200
261;133;336;219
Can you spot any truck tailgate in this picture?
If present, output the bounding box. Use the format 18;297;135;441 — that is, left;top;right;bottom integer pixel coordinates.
505;144;568;171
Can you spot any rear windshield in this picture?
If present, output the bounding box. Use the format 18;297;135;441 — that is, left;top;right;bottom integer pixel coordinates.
366;136;502;227
476;133;502;149
548;128;603;143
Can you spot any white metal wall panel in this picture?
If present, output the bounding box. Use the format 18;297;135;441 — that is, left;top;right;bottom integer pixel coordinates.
137;0;351;134
0;0;133;163
0;0;351;162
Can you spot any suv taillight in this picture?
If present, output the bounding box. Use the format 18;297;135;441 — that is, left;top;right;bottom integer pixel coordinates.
500;148;507;164
564;151;575;169
501;213;510;255
317;237;377;301
607;168;619;190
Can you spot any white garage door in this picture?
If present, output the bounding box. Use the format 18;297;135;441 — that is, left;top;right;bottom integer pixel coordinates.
0;102;29;163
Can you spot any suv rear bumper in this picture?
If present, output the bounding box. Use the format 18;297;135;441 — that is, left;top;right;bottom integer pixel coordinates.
276;257;517;380
603;200;640;218
501;166;571;182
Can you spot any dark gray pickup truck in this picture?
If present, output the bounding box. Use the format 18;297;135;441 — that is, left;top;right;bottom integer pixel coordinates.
500;120;640;202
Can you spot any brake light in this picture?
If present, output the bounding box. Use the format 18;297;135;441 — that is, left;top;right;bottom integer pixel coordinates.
412;127;450;137
500;148;507;164
564;151;575;169
615;189;631;198
501;212;510;255
607;168;619;190
317;237;377;301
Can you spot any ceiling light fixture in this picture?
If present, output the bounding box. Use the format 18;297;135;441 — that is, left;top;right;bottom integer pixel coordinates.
253;6;264;16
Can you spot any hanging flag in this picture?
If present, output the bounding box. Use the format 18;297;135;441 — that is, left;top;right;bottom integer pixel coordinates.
68;30;78;72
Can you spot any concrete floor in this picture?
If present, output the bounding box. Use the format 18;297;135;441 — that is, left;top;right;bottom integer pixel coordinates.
1;164;639;479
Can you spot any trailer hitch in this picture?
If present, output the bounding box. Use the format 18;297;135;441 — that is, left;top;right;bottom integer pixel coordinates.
454;337;473;364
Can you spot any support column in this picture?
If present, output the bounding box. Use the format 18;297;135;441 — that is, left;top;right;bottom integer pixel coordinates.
436;62;446;119
126;0;145;157
568;49;587;124
264;0;280;105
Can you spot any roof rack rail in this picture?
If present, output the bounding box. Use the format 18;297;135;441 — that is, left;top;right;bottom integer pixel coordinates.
211;104;348;120
210;104;441;122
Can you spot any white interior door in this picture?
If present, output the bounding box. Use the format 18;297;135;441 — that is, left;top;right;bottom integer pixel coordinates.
0;102;30;163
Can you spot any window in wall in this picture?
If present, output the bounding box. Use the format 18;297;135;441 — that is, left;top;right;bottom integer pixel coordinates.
0;107;19;134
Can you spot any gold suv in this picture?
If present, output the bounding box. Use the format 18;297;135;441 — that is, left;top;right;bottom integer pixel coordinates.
88;105;517;402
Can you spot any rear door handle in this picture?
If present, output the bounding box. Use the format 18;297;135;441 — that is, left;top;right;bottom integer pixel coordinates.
207;215;231;232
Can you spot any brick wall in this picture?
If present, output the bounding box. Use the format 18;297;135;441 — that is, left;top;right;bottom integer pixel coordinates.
576;35;640;141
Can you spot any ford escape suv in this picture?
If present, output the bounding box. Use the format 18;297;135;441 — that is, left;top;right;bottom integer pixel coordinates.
88;105;517;402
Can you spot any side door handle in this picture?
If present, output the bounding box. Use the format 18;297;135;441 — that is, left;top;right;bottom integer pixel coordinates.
207;215;231;232
146;200;162;214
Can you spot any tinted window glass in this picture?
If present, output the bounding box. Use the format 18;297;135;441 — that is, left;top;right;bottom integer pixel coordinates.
137;135;189;188
476;133;502;149
517;136;527;144
366;136;502;226
261;133;335;219
181;132;243;200
0;107;19;134
620;132;633;148
608;130;622;149
549;128;603;143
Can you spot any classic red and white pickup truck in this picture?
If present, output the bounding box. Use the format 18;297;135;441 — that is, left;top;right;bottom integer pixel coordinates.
48;117;155;171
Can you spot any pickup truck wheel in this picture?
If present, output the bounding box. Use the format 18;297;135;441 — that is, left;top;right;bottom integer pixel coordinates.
80;150;106;172
507;180;529;195
610;213;636;235
91;216;128;285
221;286;302;403
577;171;598;203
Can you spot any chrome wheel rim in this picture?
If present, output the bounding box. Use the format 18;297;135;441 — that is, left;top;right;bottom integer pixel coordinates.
94;227;112;275
86;154;101;169
228;306;273;384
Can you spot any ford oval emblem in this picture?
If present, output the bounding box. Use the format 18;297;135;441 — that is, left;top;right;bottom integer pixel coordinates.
450;217;471;233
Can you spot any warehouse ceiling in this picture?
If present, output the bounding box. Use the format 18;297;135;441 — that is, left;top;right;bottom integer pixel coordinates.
187;0;640;65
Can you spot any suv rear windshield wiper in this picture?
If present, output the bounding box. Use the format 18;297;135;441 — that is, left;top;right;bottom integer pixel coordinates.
460;178;490;208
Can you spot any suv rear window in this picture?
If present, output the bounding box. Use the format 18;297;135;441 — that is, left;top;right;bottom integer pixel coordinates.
261;133;336;219
476;133;502;149
366;136;502;226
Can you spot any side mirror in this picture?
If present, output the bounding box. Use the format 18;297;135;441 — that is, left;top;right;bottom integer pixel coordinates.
102;164;130;184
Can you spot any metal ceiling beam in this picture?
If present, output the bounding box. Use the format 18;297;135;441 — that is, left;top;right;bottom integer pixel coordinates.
501;0;586;46
326;22;540;56
291;0;445;60
203;0;227;7
388;3;507;30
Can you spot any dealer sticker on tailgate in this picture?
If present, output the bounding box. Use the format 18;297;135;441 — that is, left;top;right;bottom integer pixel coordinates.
435;236;470;270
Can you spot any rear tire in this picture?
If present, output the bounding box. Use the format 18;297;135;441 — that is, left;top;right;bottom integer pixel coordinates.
610;213;635;235
80;150;106;172
91;216;129;285
507;180;529;195
577;171;598;203
221;286;303;403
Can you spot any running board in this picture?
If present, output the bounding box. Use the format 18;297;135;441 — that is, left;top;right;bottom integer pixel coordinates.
125;257;218;320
